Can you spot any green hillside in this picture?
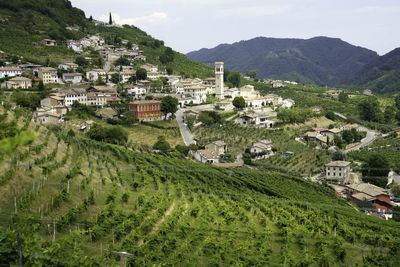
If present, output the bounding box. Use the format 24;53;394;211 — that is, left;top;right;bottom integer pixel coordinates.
186;36;378;85
0;0;213;78
341;48;400;94
1;104;400;266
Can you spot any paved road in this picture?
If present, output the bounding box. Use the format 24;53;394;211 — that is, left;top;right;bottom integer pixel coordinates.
176;109;196;146
334;112;347;120
344;126;379;153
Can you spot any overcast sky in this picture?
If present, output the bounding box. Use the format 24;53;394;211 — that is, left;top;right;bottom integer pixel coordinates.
72;0;400;55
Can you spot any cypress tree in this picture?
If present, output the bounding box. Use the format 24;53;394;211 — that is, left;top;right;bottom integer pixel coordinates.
109;12;112;25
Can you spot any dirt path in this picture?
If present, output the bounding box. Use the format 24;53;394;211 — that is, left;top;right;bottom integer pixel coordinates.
137;201;176;246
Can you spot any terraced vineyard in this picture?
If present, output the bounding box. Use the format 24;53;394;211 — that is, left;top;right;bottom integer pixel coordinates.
1;107;400;266
193;124;331;175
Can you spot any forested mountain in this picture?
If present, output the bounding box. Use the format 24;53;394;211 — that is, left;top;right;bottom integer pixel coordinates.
341;48;400;94
0;0;213;77
187;36;378;85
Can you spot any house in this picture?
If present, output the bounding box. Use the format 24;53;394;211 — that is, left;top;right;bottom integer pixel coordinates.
0;67;22;78
41;39;57;46
3;76;32;89
324;90;340;98
124;85;147;98
136;80;151;90
58;62;78;71
129;100;163;121
346;183;392;213
61;88;88;106
86;91;107;106
281;98;295;109
106;96;121;104
320;128;342;142
140;64;158;72
88;86;118;97
250;140;273;160
38;67;58;84
236;113;275;128
205;140;227;156
271;80;285;88
342;124;360;131
65;40;83;53
34;111;61;124
325;161;351;183
193;149;220;164
304;131;328;146
86;69;106;82
183;109;200;118
41;94;64;108
120;70;136;83
62;73;82;84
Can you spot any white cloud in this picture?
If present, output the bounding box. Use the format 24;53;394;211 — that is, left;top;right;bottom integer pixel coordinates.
214;4;291;17
98;12;174;27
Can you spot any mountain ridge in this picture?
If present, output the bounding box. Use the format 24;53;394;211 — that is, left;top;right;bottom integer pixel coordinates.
186;36;378;85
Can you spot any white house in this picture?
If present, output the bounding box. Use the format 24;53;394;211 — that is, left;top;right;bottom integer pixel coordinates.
282;98;295;109
3;76;32;89
34;112;61;124
193;149;220;164
58;62;78;71
0;67;22;78
126;86;147;98
62;73;83;84
66;40;83;53
250;140;273;160
325;161;351;183
236;113;276;128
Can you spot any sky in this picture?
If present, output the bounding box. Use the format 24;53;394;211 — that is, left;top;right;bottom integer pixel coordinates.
71;0;400;55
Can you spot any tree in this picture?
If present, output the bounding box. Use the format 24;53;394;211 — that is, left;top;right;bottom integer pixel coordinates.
338;92;348;103
161;96;178;120
126;41;133;50
153;136;171;153
362;153;390;187
245;70;257;79
95;76;106;86
175;144;190;156
136;68;147;80
110;73;121;84
128;75;136;84
166;66;173;75
38;80;45;91
332;151;346;161
160;47;174;64
358;97;383;122
391;182;400;198
223;68;230;83
232;96;246;109
115;56;130;66
185;115;196;130
334;135;344;149
395;95;400;110
227;71;241;88
384;106;397;123
109;12;112;25
75;56;88;67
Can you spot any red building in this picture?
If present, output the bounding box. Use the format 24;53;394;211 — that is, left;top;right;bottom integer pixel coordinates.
129;100;162;121
346;183;392;213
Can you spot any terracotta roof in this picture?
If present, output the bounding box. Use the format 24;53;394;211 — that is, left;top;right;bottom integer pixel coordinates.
325;161;351;167
36;112;61;118
0;67;22;71
130;100;161;105
8;76;31;81
346;183;388;197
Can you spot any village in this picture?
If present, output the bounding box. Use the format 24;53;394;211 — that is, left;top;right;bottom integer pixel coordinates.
0;28;398;222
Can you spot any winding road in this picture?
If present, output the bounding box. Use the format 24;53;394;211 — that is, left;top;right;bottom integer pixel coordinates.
176;109;196;146
344;126;379;153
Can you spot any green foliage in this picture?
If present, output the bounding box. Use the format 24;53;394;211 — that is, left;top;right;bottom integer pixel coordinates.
110;73;121;84
361;153;390;187
107;110;138;126
66;101;97;119
341;129;366;144
75;56;88;67
338;92;348;103
115;56;130;66
198;111;222;126
87;123;128;145
232;96;246;109
136;68;147;80
358;96;383;122
245;70;257;79
153;136;171;153
175;144;189;156
277;107;313;123
11;91;41;109
332;151;346;161
160;96;178;120
391;182;400;198
184;115;196;130
159;47;174;64
384;105;397;123
227;71;241;88
0;130;39;154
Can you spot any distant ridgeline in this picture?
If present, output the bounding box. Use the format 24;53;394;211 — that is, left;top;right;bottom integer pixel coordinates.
187;36;379;86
